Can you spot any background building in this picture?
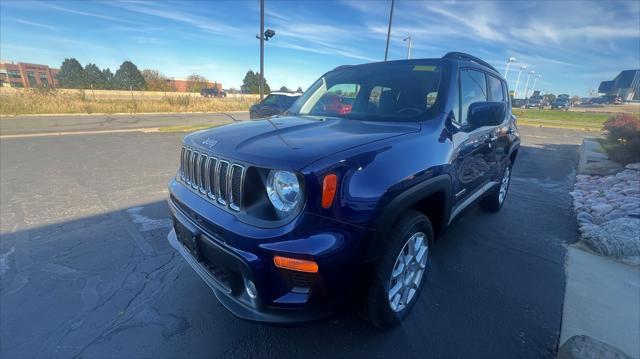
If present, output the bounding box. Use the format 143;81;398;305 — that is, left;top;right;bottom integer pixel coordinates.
598;69;640;101
0;62;60;88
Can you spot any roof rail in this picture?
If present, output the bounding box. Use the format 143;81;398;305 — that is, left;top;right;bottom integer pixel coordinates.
443;52;499;73
332;65;352;71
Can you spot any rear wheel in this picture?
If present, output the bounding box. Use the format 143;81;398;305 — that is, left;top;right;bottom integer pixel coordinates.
363;210;433;328
480;163;512;212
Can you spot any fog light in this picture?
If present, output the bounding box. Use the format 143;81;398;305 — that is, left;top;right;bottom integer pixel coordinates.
245;280;257;299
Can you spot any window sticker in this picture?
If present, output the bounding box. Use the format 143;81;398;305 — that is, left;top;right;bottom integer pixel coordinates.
413;65;436;72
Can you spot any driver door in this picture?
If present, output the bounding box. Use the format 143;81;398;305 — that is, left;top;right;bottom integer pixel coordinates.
451;69;497;211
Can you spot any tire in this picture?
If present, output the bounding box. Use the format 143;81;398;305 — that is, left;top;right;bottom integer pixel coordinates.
480;163;512;212
363;210;433;328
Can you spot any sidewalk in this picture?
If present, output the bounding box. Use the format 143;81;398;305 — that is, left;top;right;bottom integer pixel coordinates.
560;245;639;358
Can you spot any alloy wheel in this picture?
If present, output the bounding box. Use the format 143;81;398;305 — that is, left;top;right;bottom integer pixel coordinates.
387;232;429;313
499;166;511;204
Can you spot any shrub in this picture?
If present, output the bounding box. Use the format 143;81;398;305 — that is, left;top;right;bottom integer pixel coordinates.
602;113;640;165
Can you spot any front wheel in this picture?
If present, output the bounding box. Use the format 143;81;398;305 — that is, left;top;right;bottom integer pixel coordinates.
480;163;512;212
363;210;433;328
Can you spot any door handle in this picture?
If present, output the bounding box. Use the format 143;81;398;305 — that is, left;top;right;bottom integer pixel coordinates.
484;136;497;144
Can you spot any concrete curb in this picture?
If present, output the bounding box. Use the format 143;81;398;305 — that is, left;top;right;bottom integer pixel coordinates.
577;138;622;175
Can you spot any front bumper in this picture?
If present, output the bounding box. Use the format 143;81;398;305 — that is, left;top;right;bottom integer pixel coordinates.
167;180;371;324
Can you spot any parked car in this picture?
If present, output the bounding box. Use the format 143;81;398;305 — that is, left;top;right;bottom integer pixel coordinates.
512;98;527;108
313;93;353;115
167;52;520;328
590;95;622;105
200;88;226;98
525;95;544;109
552;94;571;110
249;92;301;119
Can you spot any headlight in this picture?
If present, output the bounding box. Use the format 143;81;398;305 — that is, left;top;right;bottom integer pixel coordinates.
266;170;301;213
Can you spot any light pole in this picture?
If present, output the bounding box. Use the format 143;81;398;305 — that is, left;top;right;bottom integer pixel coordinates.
384;0;395;61
403;35;412;59
530;74;542;97
523;70;535;99
259;0;264;100
256;0;275;101
513;65;526;98
504;57;516;81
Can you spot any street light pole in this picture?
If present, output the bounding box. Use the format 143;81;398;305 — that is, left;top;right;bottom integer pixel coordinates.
504;57;516;81
523;70;534;99
513;65;526;98
403;36;412;59
531;74;541;96
259;0;264;100
384;0;395;61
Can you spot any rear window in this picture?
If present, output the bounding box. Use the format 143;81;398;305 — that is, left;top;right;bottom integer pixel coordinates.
289;62;443;122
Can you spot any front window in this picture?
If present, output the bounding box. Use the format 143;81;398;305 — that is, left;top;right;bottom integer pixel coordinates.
289;62;442;122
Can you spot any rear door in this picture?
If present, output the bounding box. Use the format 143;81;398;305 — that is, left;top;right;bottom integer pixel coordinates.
488;75;512;177
451;69;496;209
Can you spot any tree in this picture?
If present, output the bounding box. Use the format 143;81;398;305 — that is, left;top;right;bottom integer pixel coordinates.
57;58;88;89
84;63;106;89
113;61;145;90
279;86;290;93
296;86;303;93
570;95;581;105
543;93;556;103
186;74;209;93
102;68;114;89
241;70;270;94
141;69;171;91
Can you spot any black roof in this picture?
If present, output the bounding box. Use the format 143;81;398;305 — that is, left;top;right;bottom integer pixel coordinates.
331;52;499;75
599;69;640;93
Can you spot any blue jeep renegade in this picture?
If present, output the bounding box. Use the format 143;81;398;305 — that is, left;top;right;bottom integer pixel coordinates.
167;52;520;328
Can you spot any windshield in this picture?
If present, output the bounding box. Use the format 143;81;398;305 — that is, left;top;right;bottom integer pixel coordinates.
288;61;442;121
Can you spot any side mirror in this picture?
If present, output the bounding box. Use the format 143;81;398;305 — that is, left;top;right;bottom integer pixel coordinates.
467;102;507;129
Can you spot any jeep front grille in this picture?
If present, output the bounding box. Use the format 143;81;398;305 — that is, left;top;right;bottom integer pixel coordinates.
179;146;245;211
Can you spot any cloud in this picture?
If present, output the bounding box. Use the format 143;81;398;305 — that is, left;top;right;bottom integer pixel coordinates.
273;41;376;62
13;19;58;31
111;2;238;35
38;2;136;24
130;36;167;45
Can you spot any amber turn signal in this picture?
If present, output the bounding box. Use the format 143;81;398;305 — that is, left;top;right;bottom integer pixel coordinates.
322;173;337;209
273;256;319;273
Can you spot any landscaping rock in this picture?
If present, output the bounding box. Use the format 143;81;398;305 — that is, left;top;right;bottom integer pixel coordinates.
582;218;640;259
558;335;632;359
591;204;613;214
625;162;640;171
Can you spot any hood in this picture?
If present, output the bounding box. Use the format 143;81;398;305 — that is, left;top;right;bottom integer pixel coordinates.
184;116;420;170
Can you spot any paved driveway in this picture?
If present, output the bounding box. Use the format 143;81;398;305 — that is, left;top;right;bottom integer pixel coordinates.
0;124;588;358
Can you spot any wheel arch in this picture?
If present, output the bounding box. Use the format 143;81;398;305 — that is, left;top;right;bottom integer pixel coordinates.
364;174;452;262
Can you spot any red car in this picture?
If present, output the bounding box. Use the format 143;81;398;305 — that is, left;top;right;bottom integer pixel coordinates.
317;94;352;115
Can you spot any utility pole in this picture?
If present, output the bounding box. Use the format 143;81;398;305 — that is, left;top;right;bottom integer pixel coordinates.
403;36;412;59
513;65;526;98
259;0;264;100
384;0;395;61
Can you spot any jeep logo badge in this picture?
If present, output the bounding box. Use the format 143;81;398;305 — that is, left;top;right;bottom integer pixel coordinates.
202;138;218;148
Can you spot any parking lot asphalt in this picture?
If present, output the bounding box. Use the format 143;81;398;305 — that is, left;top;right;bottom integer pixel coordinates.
0;124;589;358
0;112;248;136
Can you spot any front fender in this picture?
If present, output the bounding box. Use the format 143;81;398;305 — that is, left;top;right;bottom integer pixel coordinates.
364;173;452;261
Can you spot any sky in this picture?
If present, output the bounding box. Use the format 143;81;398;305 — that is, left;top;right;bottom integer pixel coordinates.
1;0;639;96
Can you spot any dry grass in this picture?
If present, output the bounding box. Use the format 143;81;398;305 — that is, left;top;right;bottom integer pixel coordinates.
0;88;258;115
